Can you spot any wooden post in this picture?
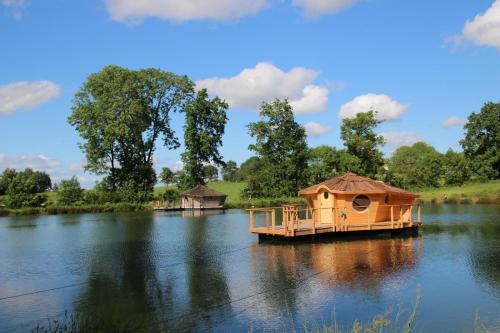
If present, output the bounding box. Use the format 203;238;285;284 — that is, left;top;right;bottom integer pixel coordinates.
265;210;270;229
418;205;421;225
271;208;276;231
390;206;394;229
368;205;371;230
312;208;316;234
249;210;254;232
410;205;413;226
399;206;403;228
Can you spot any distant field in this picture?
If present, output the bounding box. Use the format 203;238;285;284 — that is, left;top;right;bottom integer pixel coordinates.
417;180;500;204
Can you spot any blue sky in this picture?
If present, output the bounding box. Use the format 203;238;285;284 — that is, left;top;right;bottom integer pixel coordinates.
1;0;499;186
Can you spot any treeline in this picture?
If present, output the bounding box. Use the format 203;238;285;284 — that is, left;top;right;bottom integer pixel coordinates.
0;65;498;209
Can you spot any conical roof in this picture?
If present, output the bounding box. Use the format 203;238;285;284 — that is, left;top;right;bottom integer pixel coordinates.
298;172;416;197
180;185;227;198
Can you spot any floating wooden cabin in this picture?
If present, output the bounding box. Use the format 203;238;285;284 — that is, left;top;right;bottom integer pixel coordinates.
248;172;421;238
180;185;227;210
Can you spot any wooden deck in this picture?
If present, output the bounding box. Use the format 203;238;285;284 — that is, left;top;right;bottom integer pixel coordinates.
248;204;421;238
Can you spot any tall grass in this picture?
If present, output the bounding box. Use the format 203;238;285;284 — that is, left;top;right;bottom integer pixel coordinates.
417;180;500;204
0;203;151;217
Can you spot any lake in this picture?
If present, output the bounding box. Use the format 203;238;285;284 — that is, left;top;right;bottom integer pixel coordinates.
0;205;499;332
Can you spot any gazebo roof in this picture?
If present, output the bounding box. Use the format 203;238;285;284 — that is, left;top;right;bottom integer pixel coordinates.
180;185;227;198
298;172;416;197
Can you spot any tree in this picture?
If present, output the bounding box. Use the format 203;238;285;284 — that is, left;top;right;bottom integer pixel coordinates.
238;157;262;181
245;99;309;198
388;142;443;188
159;167;175;185
221;160;240;181
68;65;194;201
460;102;500;180
57;177;83;205
308;146;363;184
181;89;228;189
0;168;17;195
5;172;47;208
29;170;52;193
203;165;219;182
442;149;470;186
340;111;385;178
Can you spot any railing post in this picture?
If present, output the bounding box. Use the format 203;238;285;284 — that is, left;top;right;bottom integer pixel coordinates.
271;208;276;231
312;209;316;234
265;210;270;229
249;210;254;232
368;206;371;230
418;205;421;225
399;206;403;228
390;206;394;229
410;205;413;226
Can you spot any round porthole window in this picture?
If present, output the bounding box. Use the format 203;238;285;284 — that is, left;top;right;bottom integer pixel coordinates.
323;192;329;199
353;194;370;212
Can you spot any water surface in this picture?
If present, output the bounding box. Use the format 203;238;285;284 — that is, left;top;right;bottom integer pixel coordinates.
0;205;499;332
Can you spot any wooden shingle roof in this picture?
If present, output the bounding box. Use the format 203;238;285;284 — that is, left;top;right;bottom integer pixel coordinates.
180;185;227;198
298;172;416;197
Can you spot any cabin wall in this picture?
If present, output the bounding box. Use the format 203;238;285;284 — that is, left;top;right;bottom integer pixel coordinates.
182;196;226;209
305;192;415;224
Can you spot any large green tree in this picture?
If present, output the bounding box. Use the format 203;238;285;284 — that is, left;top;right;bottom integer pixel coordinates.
460;102;500;180
308;145;362;184
340;111;385;178
443;149;470;186
57;177;83;205
68;65;194;201
388;142;443;188
0;168;18;195
221;160;240;182
245;99;309;198
181;89;228;189
5;170;49;208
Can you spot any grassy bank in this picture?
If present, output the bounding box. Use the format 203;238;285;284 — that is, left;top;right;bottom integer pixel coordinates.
416;181;500;204
0;203;151;217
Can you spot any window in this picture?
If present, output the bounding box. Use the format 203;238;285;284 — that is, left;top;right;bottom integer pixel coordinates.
323;192;329;199
353;194;370;212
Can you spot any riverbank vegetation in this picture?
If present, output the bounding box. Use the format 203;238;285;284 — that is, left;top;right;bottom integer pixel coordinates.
0;65;498;214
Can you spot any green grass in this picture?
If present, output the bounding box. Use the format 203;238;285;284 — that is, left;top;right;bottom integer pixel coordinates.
0;203;151;217
417;180;500;204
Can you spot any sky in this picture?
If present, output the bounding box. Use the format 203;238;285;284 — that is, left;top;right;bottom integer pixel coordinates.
1;0;499;187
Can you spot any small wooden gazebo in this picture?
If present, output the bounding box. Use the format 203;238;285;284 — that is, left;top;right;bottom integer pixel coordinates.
248;172;421;238
181;185;226;210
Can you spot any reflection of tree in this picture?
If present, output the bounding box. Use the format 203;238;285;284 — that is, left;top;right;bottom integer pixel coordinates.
74;212;172;332
182;213;233;330
468;222;500;299
250;235;420;312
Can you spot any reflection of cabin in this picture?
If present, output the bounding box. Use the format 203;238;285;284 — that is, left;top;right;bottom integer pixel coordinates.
181;185;226;210
248;172;421;238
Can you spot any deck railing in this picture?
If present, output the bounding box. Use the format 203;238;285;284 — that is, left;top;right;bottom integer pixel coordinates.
247;203;421;236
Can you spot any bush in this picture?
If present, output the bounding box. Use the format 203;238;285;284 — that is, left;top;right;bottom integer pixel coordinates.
57;177;83;205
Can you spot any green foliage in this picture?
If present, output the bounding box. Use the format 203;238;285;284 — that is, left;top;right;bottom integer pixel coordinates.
221;160;241;181
5;171;48;208
389;142;443;188
308;145;363;184
68;65;194;199
159;167;175;185
460;102;500;180
245;99;309;198
57;177;83;205
181;89;228;188
162;187;180;202
340;111;385;178
238;156;262;181
0;168;17;195
442;149;470;186
203;165;219;182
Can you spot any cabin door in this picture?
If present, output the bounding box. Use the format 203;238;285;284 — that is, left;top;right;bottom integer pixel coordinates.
319;191;333;224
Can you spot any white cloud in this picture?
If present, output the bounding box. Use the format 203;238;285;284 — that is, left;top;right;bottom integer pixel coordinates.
1;0;25;19
0;154;61;171
196;62;329;115
304;121;332;137
441;116;463;128
459;0;500;50
293;0;356;17
382;131;424;151
105;0;268;23
0;81;61;115
339;93;408;121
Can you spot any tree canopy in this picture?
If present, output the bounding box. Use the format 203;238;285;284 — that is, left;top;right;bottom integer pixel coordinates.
68;65;194;201
245;99;309;198
460;102;499;180
340;111;385;178
181;89;228;189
